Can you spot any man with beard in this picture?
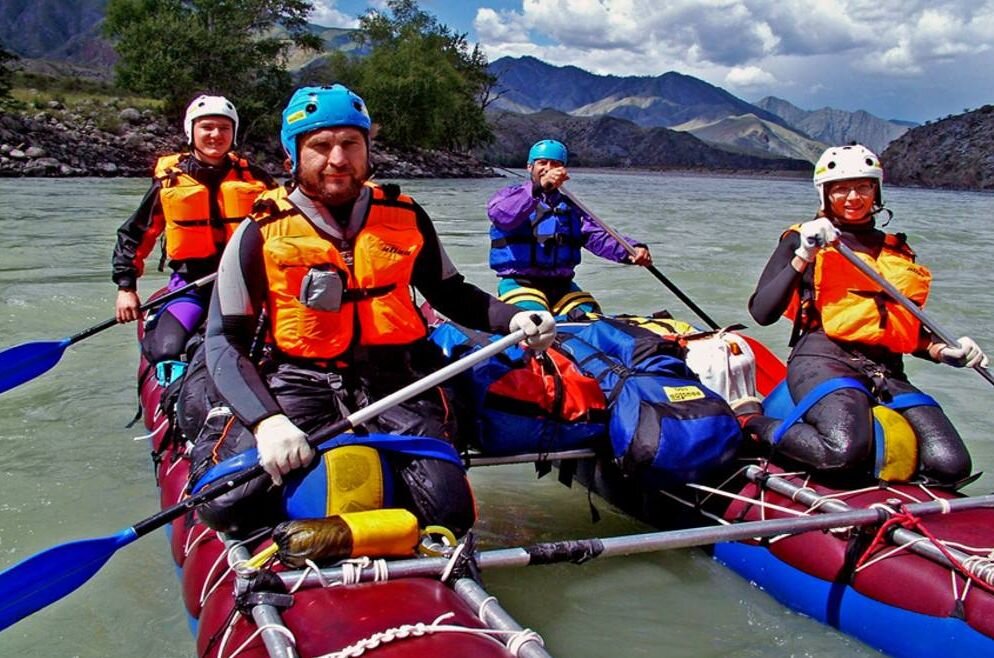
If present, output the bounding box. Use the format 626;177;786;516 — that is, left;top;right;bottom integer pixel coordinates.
194;85;555;535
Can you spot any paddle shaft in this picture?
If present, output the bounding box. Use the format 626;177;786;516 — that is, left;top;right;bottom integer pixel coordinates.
282;492;994;589
560;188;721;330
835;242;994;386
68;273;218;345
132;329;527;537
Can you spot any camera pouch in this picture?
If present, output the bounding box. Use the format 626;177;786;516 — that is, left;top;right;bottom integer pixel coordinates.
300;267;346;312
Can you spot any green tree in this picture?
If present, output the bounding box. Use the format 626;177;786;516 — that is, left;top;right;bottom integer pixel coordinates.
329;0;494;151
0;43;16;99
103;0;322;142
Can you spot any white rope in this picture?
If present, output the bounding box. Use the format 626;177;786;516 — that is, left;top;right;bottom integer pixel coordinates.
685;483;808;518
477;595;498;620
132;418;168;441
853;537;929;572
440;541;468;583
288;560;329;593
200;530;268;606
184;526;214;558
219;620;298;658
313;611;545;658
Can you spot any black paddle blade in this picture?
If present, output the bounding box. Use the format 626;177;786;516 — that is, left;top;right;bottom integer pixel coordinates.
0;528;137;631
0;339;71;395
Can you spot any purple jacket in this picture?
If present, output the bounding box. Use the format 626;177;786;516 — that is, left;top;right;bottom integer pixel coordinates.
486;182;643;278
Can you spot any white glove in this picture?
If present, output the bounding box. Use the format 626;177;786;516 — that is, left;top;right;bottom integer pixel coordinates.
253;413;315;485
795;217;840;262
509;310;557;352
936;337;990;369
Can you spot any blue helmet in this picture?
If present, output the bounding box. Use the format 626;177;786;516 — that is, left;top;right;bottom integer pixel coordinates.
527;139;568;165
281;84;372;174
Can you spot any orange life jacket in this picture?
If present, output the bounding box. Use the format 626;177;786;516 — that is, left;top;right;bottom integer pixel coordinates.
155;152;269;261
782;225;932;353
255;184;427;360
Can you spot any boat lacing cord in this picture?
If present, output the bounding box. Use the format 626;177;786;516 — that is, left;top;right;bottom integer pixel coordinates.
659;464;757;525
131;416;169;442
217;620;297;658
285;556;390;594
184;524;214;559
313;611;545;658
853;505;994;595
200;529;270;606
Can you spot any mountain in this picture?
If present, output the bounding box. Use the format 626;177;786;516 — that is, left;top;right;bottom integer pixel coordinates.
754;96;911;155
678;114;827;163
488;55;828;161
479;109;811;172
881;105;994;190
489;55;790;130
0;0;114;67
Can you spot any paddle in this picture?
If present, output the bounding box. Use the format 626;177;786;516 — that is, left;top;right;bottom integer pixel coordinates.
0;273;218;396
835;242;994;387
0;327;527;632
560;188;721;330
280;492;994;588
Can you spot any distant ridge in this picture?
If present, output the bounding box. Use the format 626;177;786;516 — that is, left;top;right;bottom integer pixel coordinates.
489;55;789;129
754;96;912;155
479;109;811;173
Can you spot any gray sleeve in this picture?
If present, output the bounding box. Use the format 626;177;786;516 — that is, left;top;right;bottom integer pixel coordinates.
204;220;283;427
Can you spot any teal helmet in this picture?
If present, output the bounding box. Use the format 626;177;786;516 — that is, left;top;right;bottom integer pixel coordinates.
527;139;568;165
281;85;371;174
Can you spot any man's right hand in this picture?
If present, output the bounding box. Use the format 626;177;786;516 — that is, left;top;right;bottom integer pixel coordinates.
540;166;570;191
115;289;142;323
253;413;315;486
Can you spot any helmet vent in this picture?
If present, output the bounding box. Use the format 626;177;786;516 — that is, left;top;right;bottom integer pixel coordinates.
827;162;836;169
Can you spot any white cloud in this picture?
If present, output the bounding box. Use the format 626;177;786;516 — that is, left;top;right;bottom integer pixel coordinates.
473;0;994;121
309;1;360;28
475;8;533;44
725;65;778;88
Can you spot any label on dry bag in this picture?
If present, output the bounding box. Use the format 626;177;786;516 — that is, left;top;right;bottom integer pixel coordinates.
663;385;706;402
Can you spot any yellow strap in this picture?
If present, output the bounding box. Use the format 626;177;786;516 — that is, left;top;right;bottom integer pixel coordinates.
243;543;279;570
499;286;550;307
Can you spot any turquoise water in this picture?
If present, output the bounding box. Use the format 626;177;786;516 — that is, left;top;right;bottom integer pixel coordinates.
0;173;992;657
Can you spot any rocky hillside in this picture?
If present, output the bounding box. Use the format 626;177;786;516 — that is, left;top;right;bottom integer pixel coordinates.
479;109;811;172
0;100;494;179
882;105;994;190
755;96;911;155
0;0;114;66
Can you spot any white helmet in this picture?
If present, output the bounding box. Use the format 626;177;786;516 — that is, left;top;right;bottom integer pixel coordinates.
813;144;883;209
183;94;239;144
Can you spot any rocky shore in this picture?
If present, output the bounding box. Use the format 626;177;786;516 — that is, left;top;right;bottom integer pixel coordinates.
0;101;497;179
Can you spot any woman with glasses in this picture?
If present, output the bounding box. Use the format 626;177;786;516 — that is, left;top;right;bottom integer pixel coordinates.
739;144;987;486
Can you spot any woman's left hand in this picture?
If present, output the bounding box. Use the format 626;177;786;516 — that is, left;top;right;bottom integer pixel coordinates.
932;336;990;368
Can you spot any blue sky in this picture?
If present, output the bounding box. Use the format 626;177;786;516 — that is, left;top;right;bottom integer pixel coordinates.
310;1;994;124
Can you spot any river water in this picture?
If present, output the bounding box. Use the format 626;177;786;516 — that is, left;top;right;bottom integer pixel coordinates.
1;172;992;657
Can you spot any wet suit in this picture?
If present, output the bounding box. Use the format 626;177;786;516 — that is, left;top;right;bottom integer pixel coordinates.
112;153;275;363
197;184;520;535
745;221;970;484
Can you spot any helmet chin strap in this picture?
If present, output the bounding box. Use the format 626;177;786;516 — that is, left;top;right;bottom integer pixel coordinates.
870;205;893;227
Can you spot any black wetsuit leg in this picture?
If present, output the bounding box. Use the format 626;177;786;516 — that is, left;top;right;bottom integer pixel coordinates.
751;354;875;472
888;378;971;484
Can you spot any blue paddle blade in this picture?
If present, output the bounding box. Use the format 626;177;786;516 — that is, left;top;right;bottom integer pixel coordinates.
0;338;71;395
0;527;137;631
